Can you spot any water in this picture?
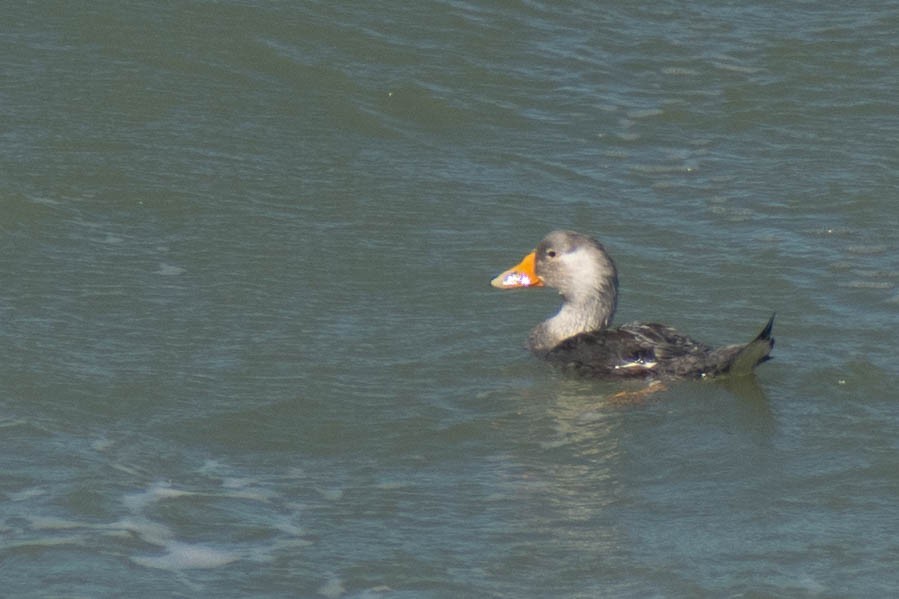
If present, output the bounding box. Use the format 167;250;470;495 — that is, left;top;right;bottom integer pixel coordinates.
2;1;897;597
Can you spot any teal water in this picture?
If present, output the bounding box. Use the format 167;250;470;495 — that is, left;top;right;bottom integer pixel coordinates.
2;2;898;597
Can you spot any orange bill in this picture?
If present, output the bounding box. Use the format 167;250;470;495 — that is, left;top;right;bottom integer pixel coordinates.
490;250;543;289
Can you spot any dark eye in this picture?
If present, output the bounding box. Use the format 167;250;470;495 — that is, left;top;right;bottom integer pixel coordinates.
546;249;557;258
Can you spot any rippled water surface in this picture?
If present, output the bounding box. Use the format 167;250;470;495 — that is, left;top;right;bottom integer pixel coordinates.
2;2;898;597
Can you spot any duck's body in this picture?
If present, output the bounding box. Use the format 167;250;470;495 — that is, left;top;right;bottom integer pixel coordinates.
491;230;774;380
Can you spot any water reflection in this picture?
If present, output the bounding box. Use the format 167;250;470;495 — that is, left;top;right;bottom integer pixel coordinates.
479;373;780;592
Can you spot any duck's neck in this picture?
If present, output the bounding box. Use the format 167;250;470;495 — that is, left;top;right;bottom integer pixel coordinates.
527;277;618;353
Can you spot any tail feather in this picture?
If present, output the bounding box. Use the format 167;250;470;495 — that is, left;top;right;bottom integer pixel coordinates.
727;313;776;376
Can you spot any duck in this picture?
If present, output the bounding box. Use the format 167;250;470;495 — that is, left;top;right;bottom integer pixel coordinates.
491;230;774;379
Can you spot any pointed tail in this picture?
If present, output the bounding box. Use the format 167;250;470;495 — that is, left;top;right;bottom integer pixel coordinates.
726;313;776;376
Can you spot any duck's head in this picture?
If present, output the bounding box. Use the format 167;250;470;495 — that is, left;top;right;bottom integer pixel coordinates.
491;230;618;299
491;230;620;349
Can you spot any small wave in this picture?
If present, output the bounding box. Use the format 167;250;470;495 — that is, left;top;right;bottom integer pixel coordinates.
846;244;888;255
131;541;239;570
840;280;894;289
155;263;186;276
626;108;664;119
317;576;346;599
123;481;195;511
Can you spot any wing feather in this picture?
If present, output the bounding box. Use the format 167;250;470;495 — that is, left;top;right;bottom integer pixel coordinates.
543;322;712;378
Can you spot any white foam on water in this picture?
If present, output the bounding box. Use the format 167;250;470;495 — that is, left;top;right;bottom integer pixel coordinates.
84;469;318;573
117;477;297;571
131;541;239;570
155;263;186;276
114;516;174;546
221;476;257;489
120;482;241;571
270;513;304;536
90;436;115;451
317;576;346;599
123;481;195;511
9;487;47;502
116;510;241;571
